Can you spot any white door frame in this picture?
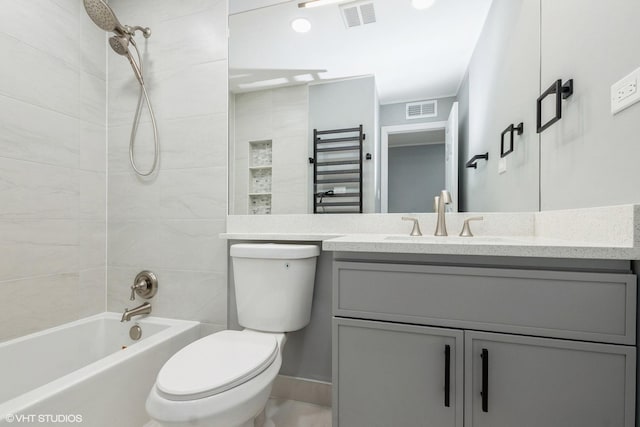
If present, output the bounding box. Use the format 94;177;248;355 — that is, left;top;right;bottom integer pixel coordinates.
380;121;448;213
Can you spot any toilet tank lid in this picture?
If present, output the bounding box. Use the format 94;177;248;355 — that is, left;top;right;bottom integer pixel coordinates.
230;243;320;259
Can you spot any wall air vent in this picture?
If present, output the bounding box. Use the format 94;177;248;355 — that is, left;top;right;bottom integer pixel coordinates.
340;1;376;28
406;100;438;120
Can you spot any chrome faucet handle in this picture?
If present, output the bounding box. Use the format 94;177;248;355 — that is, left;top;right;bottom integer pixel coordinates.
459;216;484;237
129;271;158;301
129;278;146;301
402;217;423;236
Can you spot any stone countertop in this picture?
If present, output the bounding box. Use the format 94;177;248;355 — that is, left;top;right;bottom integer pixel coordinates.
220;233;342;241
221;232;640;260
321;234;640;260
223;205;640;260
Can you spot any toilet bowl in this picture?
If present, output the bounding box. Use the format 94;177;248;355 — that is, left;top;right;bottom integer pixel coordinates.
146;243;320;427
146;330;285;427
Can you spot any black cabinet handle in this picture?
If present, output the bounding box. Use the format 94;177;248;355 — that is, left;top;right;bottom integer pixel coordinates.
536;79;574;133
444;345;451;407
500;122;524;158
481;349;489;412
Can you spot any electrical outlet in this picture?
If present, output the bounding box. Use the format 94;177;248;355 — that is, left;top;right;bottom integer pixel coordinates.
616;82;637;101
498;157;507;174
611;67;640;114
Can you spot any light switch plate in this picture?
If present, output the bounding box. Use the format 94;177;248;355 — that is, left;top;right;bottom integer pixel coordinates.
611;67;640;114
498;157;507;174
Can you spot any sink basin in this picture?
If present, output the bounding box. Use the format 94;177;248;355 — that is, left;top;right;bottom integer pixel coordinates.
384;235;529;244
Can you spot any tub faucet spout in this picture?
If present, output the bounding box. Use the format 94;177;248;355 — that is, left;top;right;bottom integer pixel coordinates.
121;302;152;322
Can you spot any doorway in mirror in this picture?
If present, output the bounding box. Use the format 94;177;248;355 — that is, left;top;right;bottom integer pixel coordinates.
381;103;459;213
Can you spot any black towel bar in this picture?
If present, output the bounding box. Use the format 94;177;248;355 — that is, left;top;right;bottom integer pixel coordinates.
537;79;574;133
465;153;489;169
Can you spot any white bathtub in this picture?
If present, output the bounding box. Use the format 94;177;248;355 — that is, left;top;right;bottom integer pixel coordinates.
0;313;200;426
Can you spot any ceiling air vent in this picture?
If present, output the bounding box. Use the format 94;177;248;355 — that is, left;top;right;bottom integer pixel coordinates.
406;100;438;120
340;1;377;28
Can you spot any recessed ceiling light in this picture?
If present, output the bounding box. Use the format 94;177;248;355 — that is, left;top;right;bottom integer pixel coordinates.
412;0;436;10
291;18;312;33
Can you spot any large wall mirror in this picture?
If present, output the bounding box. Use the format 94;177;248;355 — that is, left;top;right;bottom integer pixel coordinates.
228;0;640;215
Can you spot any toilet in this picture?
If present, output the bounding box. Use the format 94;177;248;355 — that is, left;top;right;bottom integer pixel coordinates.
146;243;320;427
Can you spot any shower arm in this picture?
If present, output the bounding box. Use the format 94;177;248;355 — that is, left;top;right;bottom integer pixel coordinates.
123;25;151;38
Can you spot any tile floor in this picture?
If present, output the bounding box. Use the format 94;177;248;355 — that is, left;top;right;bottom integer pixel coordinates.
143;398;332;427
263;398;331;427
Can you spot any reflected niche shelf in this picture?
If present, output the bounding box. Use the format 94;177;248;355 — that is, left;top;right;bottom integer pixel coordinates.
248;140;272;215
310;125;364;214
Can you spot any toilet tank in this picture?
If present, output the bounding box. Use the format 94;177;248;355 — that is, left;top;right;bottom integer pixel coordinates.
230;243;320;333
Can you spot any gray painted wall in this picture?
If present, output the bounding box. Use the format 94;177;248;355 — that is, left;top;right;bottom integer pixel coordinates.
380;97;457;127
459;0;640;212
309;77;377;213
539;0;640;210
457;0;541;213
388;144;445;213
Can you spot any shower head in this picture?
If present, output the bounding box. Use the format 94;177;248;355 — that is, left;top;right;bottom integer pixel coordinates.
109;35;145;85
83;0;152;38
83;0;125;33
109;35;130;56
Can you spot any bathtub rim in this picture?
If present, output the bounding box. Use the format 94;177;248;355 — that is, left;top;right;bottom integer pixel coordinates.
0;312;199;419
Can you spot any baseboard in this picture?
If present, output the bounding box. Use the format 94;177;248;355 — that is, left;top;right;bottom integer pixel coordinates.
270;375;332;407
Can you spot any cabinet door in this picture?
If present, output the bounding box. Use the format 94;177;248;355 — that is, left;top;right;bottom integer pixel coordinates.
465;331;636;427
333;318;463;427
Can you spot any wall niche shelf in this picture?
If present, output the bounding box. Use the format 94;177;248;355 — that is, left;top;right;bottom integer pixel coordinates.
248;140;273;215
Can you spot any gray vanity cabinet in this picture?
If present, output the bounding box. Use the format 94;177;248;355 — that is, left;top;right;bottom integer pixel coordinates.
332;258;637;427
465;331;636;427
333;318;464;427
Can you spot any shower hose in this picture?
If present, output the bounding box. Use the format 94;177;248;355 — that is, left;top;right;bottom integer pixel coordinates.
128;37;159;177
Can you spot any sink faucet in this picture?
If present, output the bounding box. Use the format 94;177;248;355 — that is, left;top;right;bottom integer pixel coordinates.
434;190;452;236
121;302;152;322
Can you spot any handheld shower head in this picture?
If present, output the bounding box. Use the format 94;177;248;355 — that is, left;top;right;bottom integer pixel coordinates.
109;36;145;85
108;34;130;55
83;0;125;33
85;1;159;177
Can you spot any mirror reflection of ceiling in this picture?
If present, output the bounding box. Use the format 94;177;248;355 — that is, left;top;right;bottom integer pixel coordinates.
388;129;445;148
229;0;493;104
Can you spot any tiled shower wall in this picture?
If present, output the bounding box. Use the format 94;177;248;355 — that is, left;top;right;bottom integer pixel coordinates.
106;0;229;331
0;1;107;341
232;86;309;215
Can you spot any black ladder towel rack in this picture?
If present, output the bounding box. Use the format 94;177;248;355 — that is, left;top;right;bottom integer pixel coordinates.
311;125;365;214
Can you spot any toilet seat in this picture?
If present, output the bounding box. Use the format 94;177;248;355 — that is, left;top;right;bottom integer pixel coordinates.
155;330;278;401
